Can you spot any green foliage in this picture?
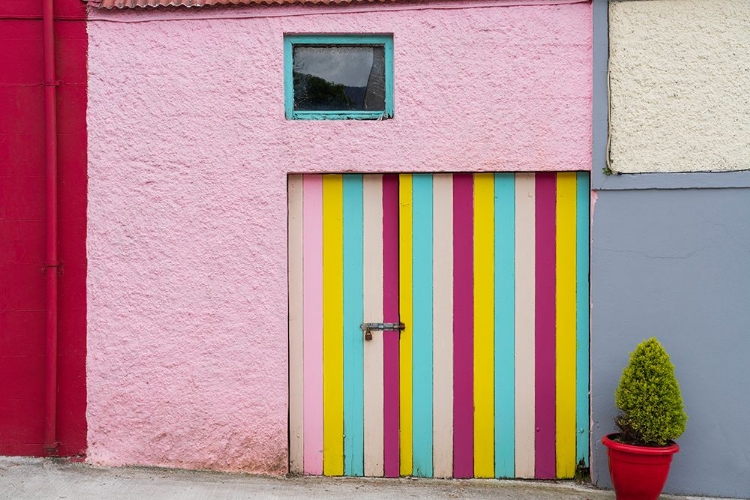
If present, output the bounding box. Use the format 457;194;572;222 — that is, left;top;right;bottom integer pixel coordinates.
614;338;687;446
574;459;590;484
293;72;353;110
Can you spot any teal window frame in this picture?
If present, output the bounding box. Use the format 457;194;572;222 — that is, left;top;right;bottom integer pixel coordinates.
284;34;394;120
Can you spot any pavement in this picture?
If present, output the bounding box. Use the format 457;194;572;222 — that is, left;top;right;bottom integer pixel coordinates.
0;456;729;500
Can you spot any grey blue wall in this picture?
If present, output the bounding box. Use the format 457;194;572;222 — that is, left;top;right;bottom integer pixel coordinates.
590;1;750;498
590;186;750;498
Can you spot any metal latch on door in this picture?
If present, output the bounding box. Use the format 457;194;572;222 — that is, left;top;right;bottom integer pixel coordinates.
359;322;405;341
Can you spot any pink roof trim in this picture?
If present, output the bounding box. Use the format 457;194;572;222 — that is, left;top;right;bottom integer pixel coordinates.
88;0;402;9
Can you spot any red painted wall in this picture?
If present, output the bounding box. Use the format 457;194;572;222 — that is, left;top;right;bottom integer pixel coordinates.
0;0;87;457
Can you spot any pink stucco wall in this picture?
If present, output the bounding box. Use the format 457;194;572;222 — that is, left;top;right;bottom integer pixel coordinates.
86;0;592;473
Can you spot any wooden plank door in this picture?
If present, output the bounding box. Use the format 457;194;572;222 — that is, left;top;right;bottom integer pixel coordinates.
288;172;590;479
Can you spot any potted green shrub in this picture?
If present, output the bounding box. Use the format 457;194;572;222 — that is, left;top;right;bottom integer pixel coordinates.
602;337;688;500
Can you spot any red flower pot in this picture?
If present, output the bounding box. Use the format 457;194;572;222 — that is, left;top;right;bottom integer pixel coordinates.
602;433;680;500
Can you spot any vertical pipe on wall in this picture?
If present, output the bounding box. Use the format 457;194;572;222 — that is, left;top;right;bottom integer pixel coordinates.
43;0;60;455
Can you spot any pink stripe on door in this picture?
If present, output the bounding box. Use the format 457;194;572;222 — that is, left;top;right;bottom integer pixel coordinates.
534;172;556;479
382;174;400;478
452;173;474;478
302;174;324;475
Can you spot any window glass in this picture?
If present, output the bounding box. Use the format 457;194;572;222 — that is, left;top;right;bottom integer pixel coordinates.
293;46;386;112
284;35;393;120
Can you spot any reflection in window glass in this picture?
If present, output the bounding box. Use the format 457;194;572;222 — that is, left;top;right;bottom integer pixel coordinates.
293;46;386;112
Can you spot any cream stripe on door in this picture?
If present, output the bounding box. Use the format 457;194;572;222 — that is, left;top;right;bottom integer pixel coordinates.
514;173;536;479
432;174;454;478
288;175;304;474
363;175;385;477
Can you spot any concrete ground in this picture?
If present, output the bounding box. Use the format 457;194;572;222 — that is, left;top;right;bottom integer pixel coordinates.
0;457;726;500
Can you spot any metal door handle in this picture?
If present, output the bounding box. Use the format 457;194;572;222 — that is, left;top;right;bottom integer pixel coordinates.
359;322;405;341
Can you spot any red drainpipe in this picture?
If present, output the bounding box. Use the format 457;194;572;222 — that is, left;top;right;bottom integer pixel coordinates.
43;0;60;455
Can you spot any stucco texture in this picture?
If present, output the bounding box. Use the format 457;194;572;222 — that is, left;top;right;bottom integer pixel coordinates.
609;0;750;174
86;1;592;473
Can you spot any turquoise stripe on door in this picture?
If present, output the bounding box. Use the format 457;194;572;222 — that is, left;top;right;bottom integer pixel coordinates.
343;175;365;476
575;172;590;467
411;174;434;477
494;173;516;478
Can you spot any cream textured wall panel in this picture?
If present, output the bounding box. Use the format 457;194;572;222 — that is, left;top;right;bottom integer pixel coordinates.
609;0;750;173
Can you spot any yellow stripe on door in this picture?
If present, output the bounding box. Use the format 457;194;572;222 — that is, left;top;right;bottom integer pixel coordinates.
556;172;578;478
323;174;344;476
473;173;495;478
399;174;413;476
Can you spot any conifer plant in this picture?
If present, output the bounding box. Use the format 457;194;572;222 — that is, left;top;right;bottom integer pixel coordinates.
614;337;687;447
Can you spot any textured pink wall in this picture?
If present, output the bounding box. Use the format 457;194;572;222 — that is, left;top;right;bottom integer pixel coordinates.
86;0;592;474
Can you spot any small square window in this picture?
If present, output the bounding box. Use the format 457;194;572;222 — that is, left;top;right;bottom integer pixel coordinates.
284;35;394;120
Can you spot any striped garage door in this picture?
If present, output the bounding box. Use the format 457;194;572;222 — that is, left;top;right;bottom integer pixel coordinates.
288;172;590;479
